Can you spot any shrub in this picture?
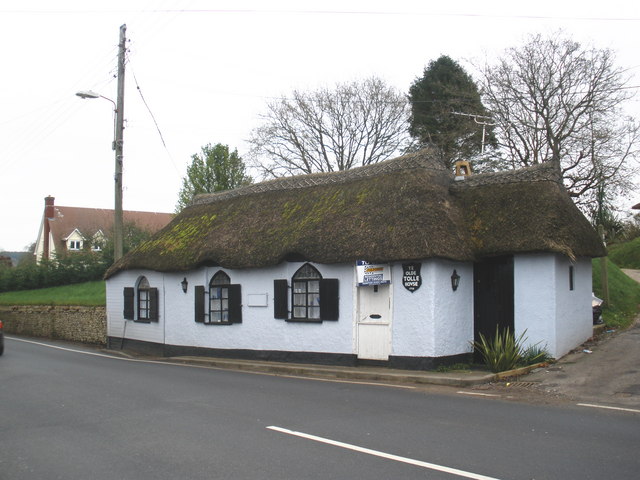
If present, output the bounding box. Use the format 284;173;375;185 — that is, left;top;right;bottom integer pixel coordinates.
0;252;110;293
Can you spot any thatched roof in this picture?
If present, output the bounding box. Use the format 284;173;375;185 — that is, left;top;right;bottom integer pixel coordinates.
105;149;605;278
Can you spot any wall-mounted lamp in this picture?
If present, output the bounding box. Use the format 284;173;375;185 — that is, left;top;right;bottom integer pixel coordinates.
451;269;460;291
181;277;188;293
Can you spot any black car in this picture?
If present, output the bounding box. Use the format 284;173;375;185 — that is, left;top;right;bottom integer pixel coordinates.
0;319;4;355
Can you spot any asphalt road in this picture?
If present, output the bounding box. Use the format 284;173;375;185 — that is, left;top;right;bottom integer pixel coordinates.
1;336;639;480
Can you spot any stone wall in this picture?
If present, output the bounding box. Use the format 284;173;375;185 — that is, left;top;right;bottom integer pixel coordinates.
0;305;106;345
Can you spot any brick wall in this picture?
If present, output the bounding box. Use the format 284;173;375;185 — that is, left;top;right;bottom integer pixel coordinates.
0;305;106;345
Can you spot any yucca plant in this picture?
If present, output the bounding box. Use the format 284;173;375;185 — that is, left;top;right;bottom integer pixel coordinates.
519;344;552;367
472;326;527;373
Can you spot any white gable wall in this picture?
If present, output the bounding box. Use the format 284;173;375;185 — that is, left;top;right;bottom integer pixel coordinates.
106;269;166;345
514;254;592;359
34;218;55;263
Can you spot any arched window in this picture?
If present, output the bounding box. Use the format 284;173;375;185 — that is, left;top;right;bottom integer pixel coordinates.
137;276;151;320
194;271;242;325
123;276;158;322
273;264;339;322
292;264;322;320
209;271;231;323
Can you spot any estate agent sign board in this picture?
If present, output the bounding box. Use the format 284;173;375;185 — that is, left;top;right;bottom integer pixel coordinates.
356;260;391;286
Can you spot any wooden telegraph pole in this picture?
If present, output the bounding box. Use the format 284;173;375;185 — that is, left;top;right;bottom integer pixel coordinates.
598;225;610;307
114;24;126;261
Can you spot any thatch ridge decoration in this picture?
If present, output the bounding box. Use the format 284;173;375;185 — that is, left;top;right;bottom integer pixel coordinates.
192;148;445;205
450;160;562;190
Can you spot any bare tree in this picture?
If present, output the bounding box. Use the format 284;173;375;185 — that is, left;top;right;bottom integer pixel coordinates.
248;77;410;176
478;33;639;205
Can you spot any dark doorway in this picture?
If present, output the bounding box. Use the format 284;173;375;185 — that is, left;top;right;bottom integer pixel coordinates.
473;256;514;359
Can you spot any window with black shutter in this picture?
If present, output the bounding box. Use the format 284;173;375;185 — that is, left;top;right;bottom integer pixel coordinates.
274;279;289;319
194;285;205;323
123;287;134;320
319;278;339;320
148;288;159;322
125;277;159;323
280;263;339;322
227;284;242;324
195;271;242;325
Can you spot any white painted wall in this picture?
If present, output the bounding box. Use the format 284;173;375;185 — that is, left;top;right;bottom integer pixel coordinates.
390;260;473;358
555;256;593;358
106;255;593;361
514;254;556;354
514;254;593;359
106;269;166;345
108;262;355;355
34;217;54;263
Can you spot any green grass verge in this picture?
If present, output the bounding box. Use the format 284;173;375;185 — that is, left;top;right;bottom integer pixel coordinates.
608;237;640;269
592;258;640;329
0;280;106;306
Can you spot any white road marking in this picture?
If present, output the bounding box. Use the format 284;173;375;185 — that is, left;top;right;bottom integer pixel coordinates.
457;391;501;397
267;426;503;480
577;403;640;414
8;336;138;359
5;336;413;389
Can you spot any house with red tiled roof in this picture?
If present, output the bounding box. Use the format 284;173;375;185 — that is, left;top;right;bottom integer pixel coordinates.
34;196;172;263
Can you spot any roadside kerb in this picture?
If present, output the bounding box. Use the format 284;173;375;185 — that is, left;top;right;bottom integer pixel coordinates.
167;356;496;387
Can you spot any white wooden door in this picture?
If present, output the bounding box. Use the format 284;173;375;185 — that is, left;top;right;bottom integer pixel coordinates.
356;284;391;360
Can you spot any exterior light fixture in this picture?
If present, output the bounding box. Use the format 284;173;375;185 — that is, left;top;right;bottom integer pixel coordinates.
181;277;189;293
75;90;101;100
451;269;460;292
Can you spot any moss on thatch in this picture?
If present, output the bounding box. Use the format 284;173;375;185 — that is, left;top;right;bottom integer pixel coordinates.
105;150;605;278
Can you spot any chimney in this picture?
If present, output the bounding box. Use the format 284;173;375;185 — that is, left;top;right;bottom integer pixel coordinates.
43;196;55;261
454;161;472;181
45;196;55;219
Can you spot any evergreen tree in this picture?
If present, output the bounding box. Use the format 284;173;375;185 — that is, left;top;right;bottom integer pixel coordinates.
408;55;493;169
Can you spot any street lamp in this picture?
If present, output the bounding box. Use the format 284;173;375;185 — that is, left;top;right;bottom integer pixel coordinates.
76;89;124;262
75;25;127;262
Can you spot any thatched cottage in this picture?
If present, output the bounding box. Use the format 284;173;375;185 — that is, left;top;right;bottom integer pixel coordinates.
104;149;605;368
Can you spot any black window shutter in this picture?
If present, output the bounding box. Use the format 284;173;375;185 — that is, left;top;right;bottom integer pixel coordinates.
273;279;288;319
123;287;134;320
194;285;205;323
149;288;159;321
228;284;242;323
319;278;339;321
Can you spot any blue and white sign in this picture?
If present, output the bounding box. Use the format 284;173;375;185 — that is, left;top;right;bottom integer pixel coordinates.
356;260;391;286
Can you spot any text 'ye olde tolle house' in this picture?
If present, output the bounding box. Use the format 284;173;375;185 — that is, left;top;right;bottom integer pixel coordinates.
104;149;605;369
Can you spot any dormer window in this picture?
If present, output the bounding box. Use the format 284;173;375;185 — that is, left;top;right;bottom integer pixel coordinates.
91;230;105;252
68;240;83;251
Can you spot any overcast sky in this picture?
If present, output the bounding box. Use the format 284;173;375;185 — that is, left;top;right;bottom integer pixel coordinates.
1;0;638;251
